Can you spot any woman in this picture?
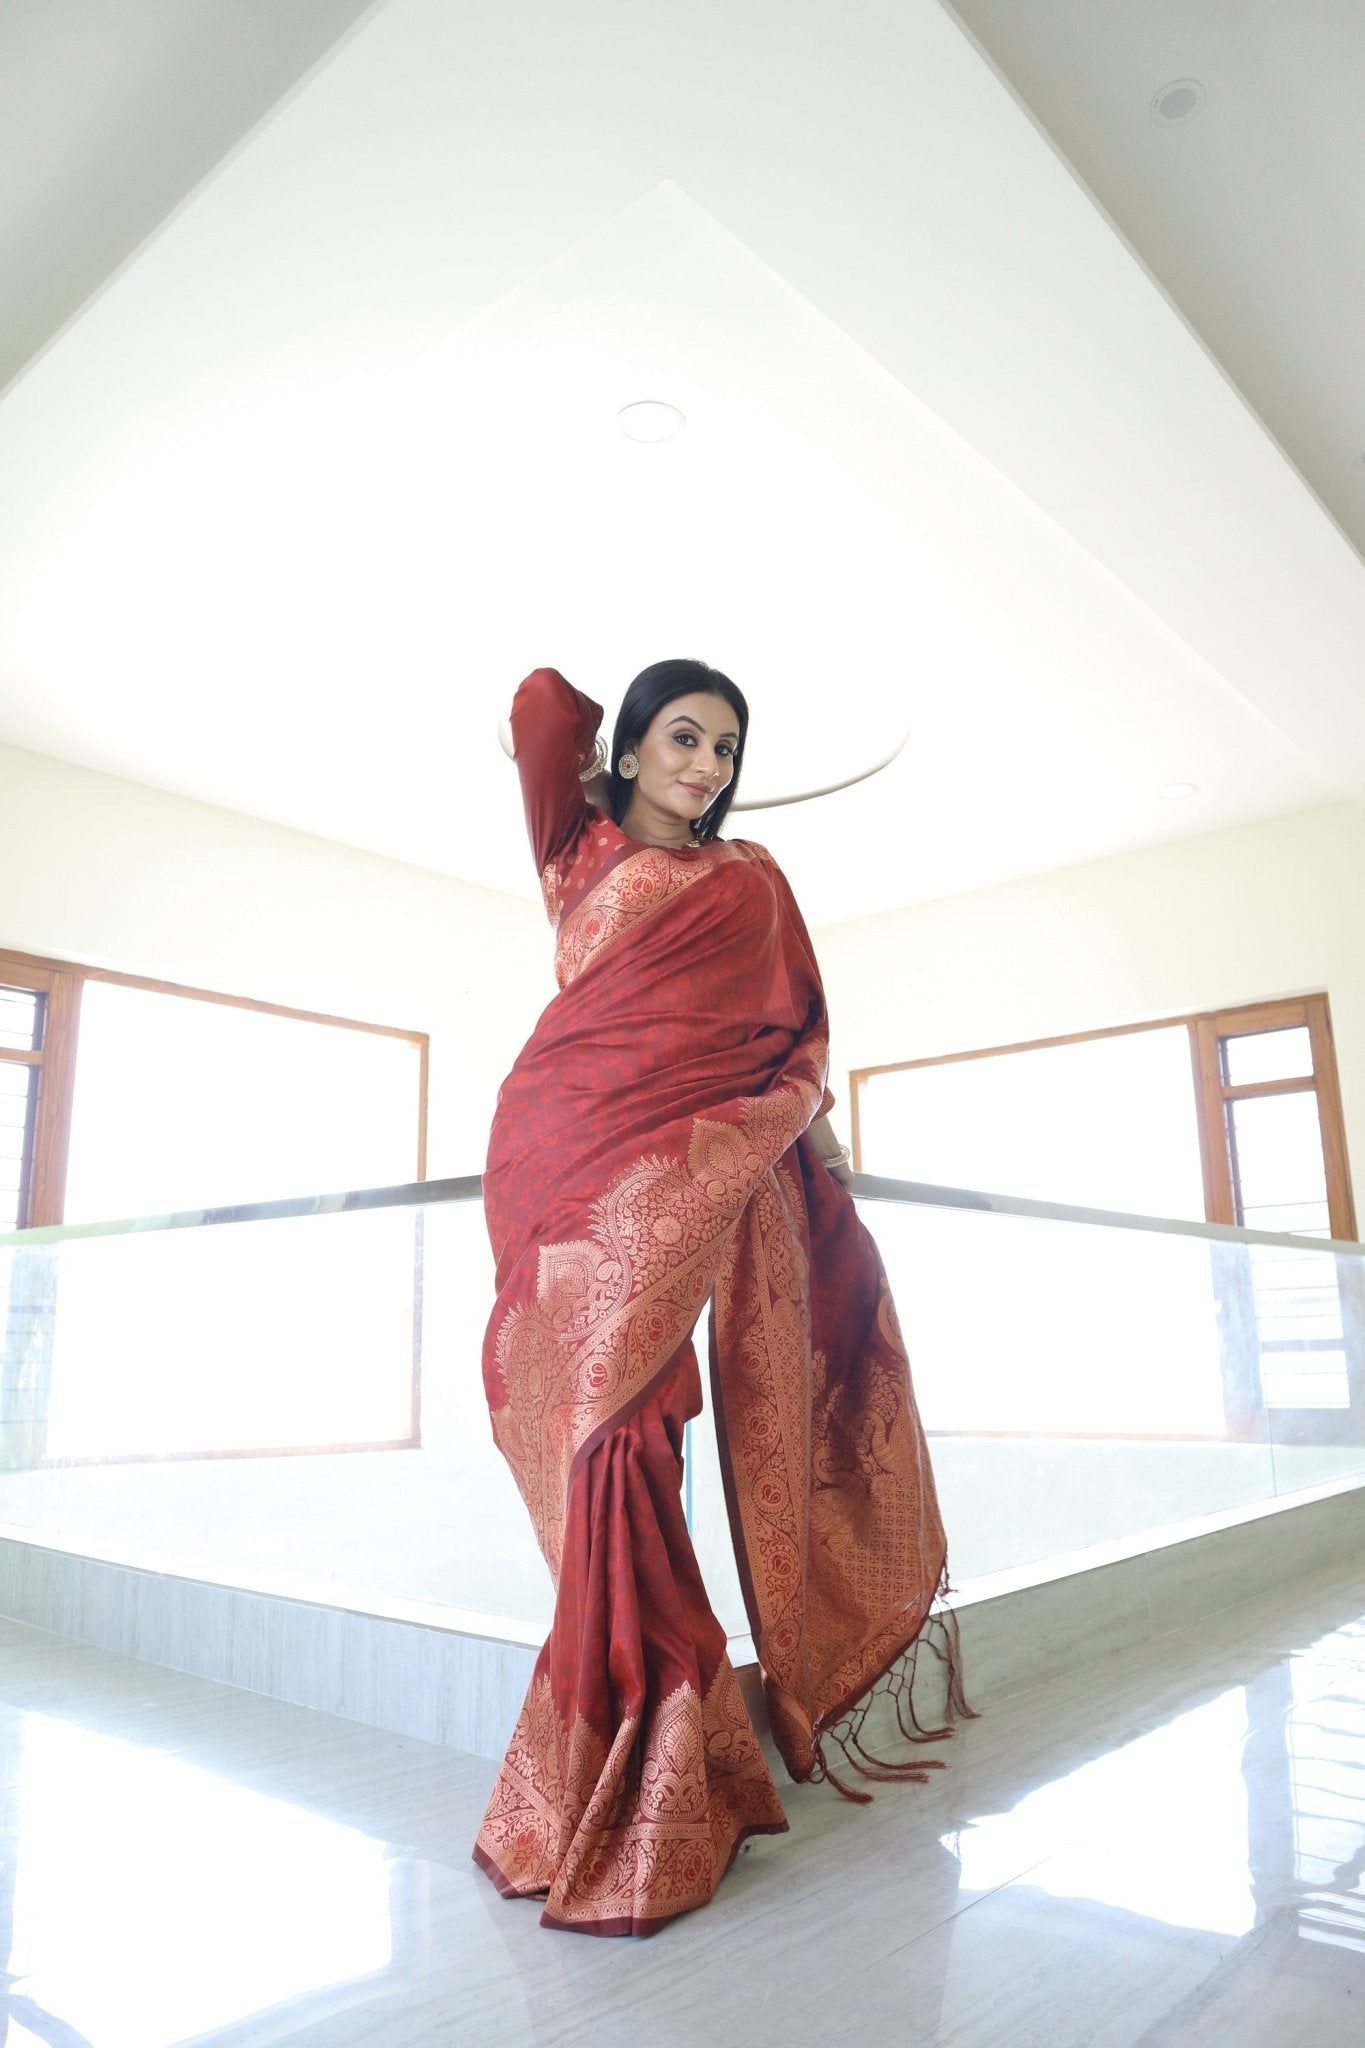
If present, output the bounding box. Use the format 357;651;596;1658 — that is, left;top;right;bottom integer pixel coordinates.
474;661;963;1937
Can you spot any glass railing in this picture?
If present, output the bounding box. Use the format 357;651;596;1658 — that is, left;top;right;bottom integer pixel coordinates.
862;1177;1365;1579
2;1174;1362;1641
0;1180;554;1635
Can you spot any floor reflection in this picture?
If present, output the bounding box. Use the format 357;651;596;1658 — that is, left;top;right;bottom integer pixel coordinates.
3;1714;394;2048
940;1646;1365;1988
949;1686;1259;1936
1284;1656;1365;1960
0;1576;1362;2048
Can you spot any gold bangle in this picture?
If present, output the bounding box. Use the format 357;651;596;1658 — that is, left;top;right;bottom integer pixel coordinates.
578;738;608;784
819;1143;851;1169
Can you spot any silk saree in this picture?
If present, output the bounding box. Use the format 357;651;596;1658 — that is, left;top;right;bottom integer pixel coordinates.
473;668;963;1936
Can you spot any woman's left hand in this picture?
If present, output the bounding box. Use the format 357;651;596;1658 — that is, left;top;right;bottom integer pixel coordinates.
808;1114;853;1187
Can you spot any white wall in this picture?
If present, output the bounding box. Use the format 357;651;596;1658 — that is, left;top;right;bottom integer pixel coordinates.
0;740;551;1178
815;799;1365;1218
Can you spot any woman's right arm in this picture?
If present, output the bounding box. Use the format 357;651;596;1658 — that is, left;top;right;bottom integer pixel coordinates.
509;667;606;872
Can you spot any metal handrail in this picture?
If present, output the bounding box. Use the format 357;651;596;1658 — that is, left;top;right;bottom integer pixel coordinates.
4;1167;1363;1258
855;1172;1365;1259
0;1174;485;1248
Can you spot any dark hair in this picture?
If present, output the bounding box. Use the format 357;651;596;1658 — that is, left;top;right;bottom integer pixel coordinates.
606;658;749;843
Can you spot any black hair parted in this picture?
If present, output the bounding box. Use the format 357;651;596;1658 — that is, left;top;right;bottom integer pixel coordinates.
606;658;749;843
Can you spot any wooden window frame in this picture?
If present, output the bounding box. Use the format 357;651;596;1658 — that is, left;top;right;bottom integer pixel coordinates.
851;993;1356;1242
851;994;1360;1447
1191;997;1355;1241
0;947;429;1230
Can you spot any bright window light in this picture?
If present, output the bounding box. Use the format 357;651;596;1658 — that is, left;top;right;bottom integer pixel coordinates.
64;982;421;1222
859;1026;1207;1221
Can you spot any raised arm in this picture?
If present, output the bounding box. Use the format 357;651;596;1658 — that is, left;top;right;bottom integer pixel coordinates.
509;667;607;873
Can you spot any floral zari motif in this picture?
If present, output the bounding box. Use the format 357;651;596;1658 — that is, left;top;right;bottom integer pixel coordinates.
712;1156;942;1777
550;841;708;988
474;1660;785;1934
492;1101;816;1580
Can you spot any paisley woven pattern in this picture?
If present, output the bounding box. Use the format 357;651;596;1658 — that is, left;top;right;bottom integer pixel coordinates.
474;1659;786;1935
491;1097;816;1579
713;1148;946;1777
554;843;708;988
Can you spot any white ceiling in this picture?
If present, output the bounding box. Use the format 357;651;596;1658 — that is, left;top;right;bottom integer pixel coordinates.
950;0;1365;561
1;0;1362;927
0;0;378;390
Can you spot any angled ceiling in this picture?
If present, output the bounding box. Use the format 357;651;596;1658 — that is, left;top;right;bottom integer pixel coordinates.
0;0;378;391
0;0;1362;926
950;0;1365;562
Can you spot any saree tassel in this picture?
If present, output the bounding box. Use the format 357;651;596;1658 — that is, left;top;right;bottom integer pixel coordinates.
850;1696;951;1772
880;1641;955;1746
944;1575;979;1722
818;1760;878;1806
926;1584;978;1723
845;1736;947;1784
810;1734;876;1805
817;1701;948;1791
892;1692;953;1746
808;1591;977;1801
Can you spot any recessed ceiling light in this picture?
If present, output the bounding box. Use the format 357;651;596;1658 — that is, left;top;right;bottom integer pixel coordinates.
1158;781;1199;801
1353;450;1365;470
1150;79;1206;126
617;400;686;443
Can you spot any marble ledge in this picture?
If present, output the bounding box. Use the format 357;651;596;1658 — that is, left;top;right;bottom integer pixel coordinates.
3;1477;1364;1767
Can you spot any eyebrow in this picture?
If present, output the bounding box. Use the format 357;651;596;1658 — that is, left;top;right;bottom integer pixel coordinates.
666;713;740;740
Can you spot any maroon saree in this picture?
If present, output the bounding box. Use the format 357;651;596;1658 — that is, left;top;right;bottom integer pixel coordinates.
473;668;961;1936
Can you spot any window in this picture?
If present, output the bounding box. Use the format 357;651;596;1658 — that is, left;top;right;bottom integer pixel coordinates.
853;995;1355;1240
0;950;427;1229
1190;1002;1354;1240
0;964;80;1230
855;1021;1207;1222
853;996;1360;1442
0;985;42;1230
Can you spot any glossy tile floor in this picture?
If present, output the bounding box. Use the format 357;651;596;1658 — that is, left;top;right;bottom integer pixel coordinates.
2;1560;1364;2048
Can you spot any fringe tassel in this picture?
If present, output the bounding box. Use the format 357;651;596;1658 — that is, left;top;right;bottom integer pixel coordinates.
809;1738;876;1805
812;1577;977;1803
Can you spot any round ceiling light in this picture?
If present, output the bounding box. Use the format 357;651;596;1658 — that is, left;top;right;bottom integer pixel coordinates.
1157;781;1199;802
1150;79;1206;126
617;400;686;443
1353;450;1365;470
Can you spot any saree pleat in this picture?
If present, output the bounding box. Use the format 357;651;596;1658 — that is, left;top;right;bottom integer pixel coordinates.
474;669;961;1935
473;1347;788;1934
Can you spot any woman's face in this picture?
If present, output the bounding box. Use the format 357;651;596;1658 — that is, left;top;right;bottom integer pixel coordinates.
624;691;740;840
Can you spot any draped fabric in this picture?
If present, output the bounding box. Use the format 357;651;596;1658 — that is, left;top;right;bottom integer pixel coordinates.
473;668;957;1936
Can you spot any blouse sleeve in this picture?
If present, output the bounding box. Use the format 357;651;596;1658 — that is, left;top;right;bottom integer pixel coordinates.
509;666;606;873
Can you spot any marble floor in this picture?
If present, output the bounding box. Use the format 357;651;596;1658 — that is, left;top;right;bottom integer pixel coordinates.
2;1559;1364;2048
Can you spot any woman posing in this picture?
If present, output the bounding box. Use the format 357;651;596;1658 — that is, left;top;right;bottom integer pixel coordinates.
474;660;962;1937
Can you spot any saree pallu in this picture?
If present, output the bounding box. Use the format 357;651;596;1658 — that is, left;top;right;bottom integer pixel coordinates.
473;675;960;1937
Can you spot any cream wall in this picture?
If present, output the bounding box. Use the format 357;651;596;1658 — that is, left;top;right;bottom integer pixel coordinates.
0;740;551;1178
814;799;1365;1220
